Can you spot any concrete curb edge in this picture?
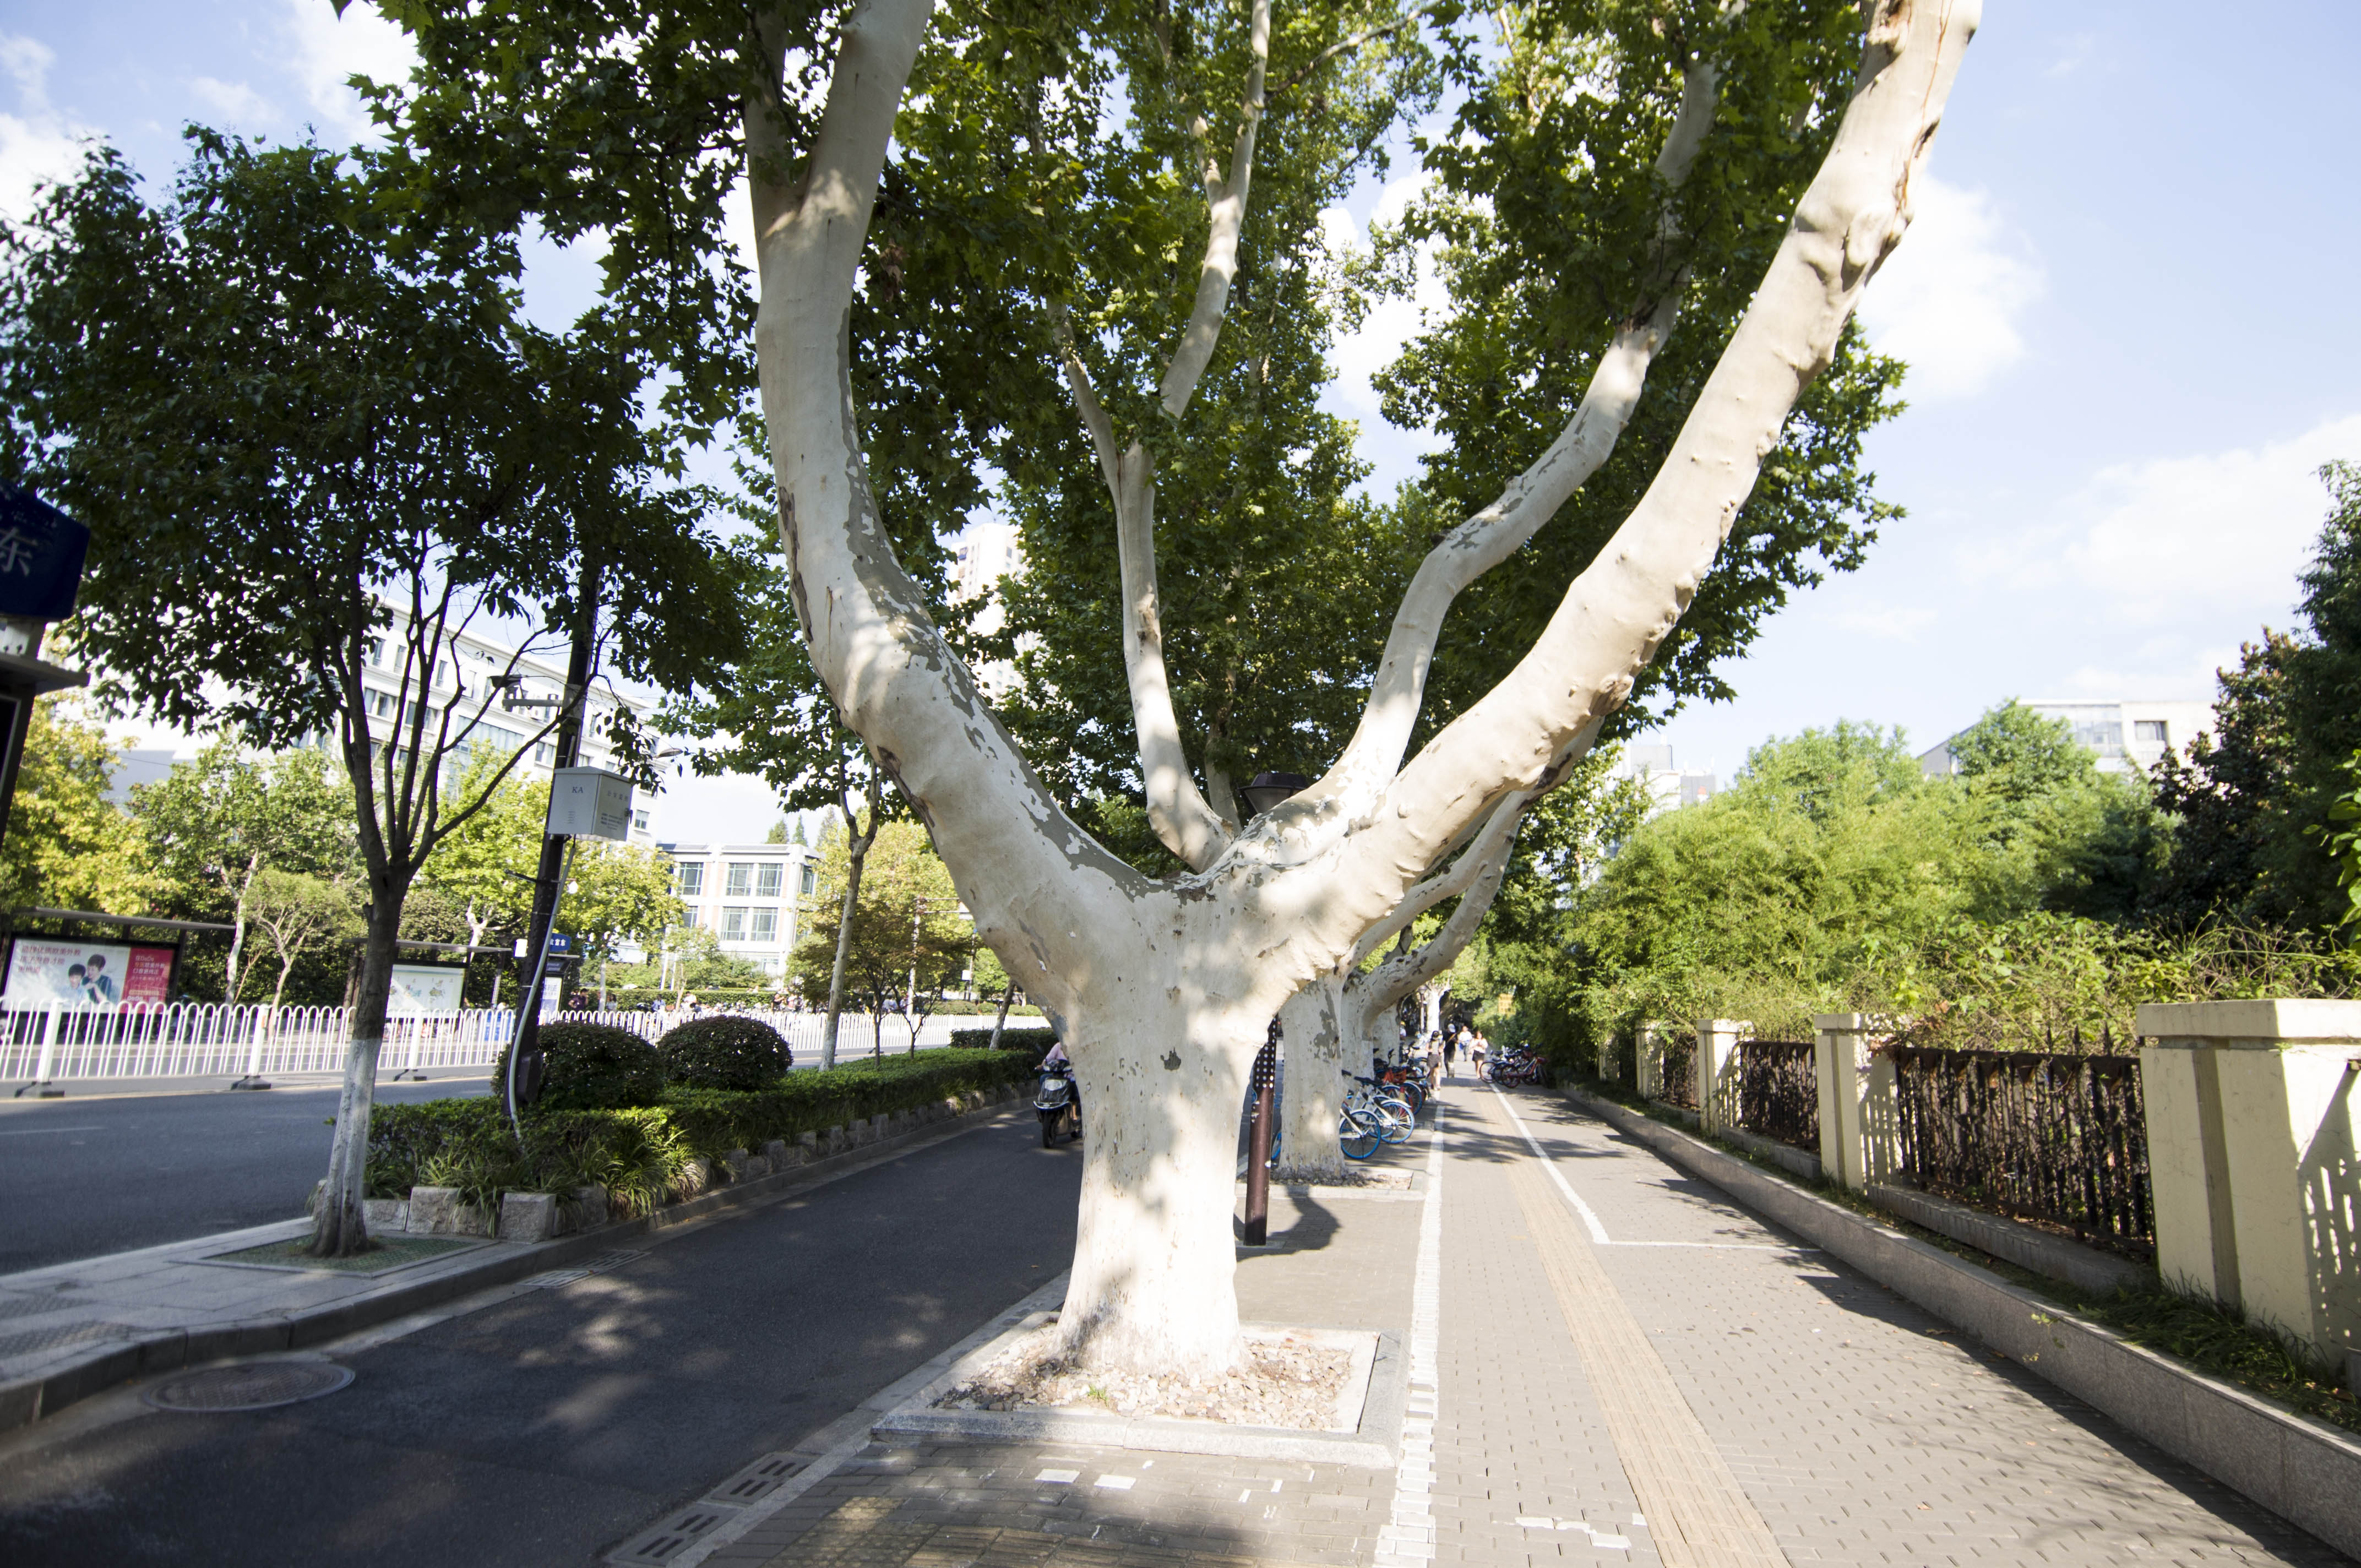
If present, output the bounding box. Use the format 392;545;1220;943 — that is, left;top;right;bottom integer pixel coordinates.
1562;1084;2361;1560
0;1082;1030;1434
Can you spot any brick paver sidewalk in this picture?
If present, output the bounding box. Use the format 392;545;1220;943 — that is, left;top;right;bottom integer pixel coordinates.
656;1080;2350;1568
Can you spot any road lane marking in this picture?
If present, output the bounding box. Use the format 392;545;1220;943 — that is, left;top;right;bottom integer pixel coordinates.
1490;1085;1814;1251
1495;1099;1789;1568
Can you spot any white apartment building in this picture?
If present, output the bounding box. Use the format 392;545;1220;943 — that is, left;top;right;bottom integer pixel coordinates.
662;841;820;979
1614;744;1719;815
1918;699;2213;780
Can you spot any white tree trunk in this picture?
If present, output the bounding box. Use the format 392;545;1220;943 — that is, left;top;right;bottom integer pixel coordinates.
1058;992;1258;1377
1274;975;1346;1181
748;0;1977;1374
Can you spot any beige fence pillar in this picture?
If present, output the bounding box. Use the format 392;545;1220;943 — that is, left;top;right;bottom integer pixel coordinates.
2137;1000;2361;1367
1636;1024;1663;1099
1696;1019;1750;1132
1813;1015;1898;1191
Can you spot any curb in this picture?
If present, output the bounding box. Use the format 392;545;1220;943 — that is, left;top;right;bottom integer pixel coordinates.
0;1082;1030;1433
1561;1084;2361;1560
872;1317;1404;1469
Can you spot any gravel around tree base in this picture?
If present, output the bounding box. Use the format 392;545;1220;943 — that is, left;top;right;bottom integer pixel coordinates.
938;1326;1350;1429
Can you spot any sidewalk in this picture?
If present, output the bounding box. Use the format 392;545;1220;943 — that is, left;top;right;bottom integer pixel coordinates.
654;1078;2351;1568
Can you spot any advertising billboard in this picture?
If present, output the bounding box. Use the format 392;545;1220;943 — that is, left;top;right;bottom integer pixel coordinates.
4;939;176;1006
388;963;467;1016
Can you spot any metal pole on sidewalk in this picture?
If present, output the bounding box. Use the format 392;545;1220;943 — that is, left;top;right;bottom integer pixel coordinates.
1243;1030;1278;1246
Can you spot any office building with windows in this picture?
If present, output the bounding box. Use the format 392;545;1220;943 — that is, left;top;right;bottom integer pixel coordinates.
1918;699;2212;779
661;842;820;981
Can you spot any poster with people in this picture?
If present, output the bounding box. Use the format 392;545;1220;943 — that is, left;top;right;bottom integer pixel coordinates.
3;940;176;1006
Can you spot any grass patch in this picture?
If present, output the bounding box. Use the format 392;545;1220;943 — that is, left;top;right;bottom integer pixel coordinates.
1557;1075;2361;1437
205;1235;484;1275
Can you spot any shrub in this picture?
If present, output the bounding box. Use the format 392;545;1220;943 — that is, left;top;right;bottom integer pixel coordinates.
658;1015;793;1090
950;1026;1058;1059
493;1022;665;1110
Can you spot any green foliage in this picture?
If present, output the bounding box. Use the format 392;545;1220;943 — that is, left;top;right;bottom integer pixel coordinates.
366;1049;1037;1208
2316;750;2361;932
791;819;971;1037
949;1026;1059;1059
2150;465;2361;930
498;1021;665;1110
657;1014;794;1091
0;698;158;915
242;869;363;1008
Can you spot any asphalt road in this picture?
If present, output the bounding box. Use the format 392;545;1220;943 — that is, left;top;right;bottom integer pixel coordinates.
0;1079;495;1275
0;1107;1084;1567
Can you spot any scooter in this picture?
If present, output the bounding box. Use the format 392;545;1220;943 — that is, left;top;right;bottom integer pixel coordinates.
1033;1061;1082;1147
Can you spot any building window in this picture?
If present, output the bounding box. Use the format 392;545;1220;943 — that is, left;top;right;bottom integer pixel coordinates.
751;908;779;941
674;862;705;896
726;862;754;896
2134;720;2168;744
676;907;699;929
756;863;784;897
534;741;554;765
800;865;817;897
633;809;650;831
721;907;748;940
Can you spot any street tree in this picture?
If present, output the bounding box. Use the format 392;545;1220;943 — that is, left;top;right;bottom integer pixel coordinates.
244;869;366;1009
670;549;902;1065
791;818;968;1053
0;134;740;1254
133;743;357;1001
373;0;1976;1368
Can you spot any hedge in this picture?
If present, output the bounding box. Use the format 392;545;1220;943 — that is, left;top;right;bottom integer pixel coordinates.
950;1026;1059;1058
492;1022;665;1110
365;1048;1038;1211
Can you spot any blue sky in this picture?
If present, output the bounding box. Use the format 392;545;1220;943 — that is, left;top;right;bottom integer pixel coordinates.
7;2;2359;834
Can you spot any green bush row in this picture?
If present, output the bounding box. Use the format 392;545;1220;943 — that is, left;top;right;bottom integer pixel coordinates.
949;1026;1058;1057
367;1048;1038;1212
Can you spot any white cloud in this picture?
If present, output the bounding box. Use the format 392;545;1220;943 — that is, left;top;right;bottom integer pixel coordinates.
1857;174;2044;400
279;0;418;137
189;77;275;124
1831;606;1938;642
0;33;94;225
2054;411;2361;627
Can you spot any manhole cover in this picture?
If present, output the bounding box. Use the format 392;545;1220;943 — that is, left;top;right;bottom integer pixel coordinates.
143;1360;355;1412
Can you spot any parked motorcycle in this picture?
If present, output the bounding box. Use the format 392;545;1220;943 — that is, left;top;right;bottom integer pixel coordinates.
1034;1061;1082;1146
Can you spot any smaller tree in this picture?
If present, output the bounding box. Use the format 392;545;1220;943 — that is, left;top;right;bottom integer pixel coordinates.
135;742;356;1000
243;869;364;1009
792;820;968;1053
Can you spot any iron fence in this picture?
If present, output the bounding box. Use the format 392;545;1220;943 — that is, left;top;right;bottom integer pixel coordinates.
1735;1039;1819;1150
1890;1045;2154;1258
0;1003;955;1084
1657;1034;1697;1109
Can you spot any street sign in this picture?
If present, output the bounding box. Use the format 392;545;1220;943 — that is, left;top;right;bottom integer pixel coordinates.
0;489;91;622
546;766;634;841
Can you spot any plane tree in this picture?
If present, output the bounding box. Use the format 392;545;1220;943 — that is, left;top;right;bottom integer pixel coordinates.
371;0;1976;1368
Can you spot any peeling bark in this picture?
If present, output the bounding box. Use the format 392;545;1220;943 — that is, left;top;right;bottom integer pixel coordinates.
749;0;1977;1373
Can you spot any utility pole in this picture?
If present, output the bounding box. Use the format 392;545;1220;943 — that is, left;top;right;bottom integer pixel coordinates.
502;553;600;1117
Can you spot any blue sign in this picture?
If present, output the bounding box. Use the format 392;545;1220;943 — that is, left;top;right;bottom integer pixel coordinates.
547;933;574;954
0;489;90;622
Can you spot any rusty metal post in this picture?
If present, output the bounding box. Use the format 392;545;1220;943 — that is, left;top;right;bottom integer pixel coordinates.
1243;1036;1277;1246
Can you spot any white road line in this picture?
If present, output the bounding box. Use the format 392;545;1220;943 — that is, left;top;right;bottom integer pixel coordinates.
1490;1083;1815;1253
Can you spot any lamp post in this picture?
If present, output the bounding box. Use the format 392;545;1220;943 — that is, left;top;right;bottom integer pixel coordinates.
1237;769;1309;1247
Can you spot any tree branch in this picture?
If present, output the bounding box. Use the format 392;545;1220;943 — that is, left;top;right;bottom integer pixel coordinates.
1305;39;1730;818
1155;0;1270;420
1310;0;1977;951
1266;3;1431;101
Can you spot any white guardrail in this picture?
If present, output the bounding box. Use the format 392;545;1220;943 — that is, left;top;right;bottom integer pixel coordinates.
0;1003;964;1084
